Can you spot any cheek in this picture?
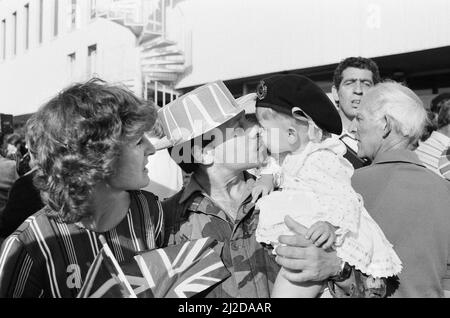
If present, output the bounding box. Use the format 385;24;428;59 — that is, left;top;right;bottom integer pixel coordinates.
268;128;282;143
359;129;370;144
360;129;378;147
339;88;351;99
117;153;143;176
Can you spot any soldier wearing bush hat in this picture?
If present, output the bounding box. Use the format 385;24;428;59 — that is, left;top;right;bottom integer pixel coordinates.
158;81;278;297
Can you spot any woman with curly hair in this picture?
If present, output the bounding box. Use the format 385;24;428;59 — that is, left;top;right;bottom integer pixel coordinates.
0;79;163;297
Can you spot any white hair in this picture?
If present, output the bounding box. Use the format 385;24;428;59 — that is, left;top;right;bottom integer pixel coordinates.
363;81;427;145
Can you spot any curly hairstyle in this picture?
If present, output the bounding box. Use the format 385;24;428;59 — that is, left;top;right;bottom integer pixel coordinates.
420;109;438;142
333;56;381;88
28;78;156;223
430;92;450;115
420;94;450;141
437;99;450;130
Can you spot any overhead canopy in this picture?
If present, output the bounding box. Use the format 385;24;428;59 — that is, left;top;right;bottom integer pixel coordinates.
268;46;450;91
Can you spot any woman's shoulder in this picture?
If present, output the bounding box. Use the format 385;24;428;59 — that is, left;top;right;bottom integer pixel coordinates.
129;190;162;216
129;190;164;239
5;206;56;245
134;189;159;202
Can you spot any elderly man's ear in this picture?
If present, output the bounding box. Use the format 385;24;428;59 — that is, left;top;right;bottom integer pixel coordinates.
192;144;214;165
382;116;392;139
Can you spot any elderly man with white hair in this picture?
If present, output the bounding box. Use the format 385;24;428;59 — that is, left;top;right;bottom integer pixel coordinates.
351;81;450;297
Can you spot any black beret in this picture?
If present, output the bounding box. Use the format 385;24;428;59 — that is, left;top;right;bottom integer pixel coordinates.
255;74;342;135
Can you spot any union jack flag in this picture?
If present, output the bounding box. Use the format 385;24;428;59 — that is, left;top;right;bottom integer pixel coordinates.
77;237;230;298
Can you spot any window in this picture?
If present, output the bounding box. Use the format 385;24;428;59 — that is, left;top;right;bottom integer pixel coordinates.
12;12;17;56
66;0;81;30
24;4;30;50
89;0;97;20
68;52;76;79
67;0;78;30
39;0;43;43
145;0;164;35
87;44;97;77
1;19;6;60
53;0;59;36
71;0;76;28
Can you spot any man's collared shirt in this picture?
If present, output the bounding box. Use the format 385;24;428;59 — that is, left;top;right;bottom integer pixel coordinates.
333;130;370;169
415;131;450;178
338;129;358;153
162;174;279;298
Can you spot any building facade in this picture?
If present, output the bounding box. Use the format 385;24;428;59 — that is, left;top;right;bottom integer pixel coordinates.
1;0;450;118
0;0;141;118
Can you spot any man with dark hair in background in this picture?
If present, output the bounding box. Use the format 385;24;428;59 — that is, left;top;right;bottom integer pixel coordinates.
331;57;381;168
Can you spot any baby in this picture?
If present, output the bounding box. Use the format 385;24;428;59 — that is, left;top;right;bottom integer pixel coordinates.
252;74;402;298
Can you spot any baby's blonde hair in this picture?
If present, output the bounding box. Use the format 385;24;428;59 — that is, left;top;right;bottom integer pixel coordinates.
257;107;302;127
257;107;329;142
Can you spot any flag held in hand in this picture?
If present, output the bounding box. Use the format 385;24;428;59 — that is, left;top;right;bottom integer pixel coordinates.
77;237;229;298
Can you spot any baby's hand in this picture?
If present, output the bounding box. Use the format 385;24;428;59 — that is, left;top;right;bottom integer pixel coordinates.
305;221;337;249
251;174;275;203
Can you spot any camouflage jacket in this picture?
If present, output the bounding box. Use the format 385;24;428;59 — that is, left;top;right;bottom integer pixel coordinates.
162;174;279;298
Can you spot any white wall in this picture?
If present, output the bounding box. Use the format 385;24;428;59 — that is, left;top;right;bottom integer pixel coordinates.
166;0;450;89
0;0;140;115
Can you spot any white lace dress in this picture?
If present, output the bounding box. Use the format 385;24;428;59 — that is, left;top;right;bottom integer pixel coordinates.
255;138;402;278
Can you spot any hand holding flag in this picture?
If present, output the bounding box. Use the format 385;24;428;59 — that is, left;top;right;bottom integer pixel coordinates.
78;237;229;298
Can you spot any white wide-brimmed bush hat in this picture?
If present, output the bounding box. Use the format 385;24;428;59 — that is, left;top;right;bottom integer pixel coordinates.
154;81;247;150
